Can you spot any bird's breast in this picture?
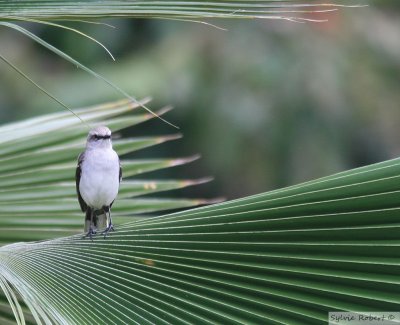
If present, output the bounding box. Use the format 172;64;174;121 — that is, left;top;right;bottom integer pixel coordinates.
79;149;120;209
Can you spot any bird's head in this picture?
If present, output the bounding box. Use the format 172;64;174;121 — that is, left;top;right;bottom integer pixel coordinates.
86;126;112;150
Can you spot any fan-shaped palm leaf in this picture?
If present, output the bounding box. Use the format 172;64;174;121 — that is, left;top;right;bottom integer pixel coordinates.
1;102;399;324
0;163;399;323
0;99;213;246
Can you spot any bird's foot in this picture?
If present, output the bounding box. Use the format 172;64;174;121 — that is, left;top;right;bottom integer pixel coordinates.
83;227;97;241
101;223;115;238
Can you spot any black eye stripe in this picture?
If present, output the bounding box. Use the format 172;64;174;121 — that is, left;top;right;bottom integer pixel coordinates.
93;134;111;140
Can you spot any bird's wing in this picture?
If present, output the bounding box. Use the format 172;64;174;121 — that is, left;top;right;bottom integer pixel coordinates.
110;157;122;209
76;151;87;212
119;158;122;183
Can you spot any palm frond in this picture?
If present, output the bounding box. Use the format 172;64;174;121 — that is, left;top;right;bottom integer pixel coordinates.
0;99;212;246
1;152;399;324
0;1;359;22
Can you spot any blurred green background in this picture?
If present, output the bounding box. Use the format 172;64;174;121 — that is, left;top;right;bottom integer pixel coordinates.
0;1;399;200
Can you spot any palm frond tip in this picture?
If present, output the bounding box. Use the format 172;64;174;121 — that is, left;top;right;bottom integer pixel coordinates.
0;100;212;246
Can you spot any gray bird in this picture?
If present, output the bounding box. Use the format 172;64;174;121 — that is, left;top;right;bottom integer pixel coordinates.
76;126;121;239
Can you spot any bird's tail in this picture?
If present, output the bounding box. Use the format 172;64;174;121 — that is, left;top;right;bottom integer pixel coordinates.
83;208;108;233
96;212;108;231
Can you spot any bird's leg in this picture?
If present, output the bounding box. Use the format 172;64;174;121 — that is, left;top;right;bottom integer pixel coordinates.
84;208;97;240
101;206;114;238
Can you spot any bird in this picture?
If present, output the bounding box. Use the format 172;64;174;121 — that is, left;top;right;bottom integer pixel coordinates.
75;126;121;239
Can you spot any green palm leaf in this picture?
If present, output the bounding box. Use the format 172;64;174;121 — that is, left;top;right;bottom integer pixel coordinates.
0;99;212;246
0;1;354;22
1;151;400;324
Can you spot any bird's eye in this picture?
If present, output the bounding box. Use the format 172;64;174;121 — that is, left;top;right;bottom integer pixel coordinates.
94;135;100;141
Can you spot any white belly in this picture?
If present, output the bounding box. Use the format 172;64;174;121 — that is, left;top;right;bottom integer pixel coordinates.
79;148;120;209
